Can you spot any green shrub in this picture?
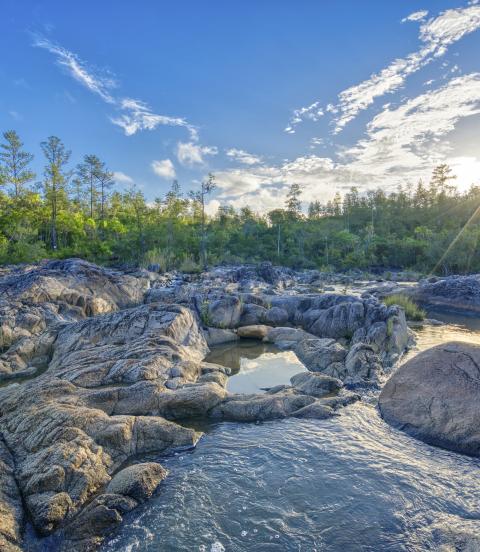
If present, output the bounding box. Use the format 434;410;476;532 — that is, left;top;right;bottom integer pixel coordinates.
383;294;426;321
179;255;202;274
141;248;169;272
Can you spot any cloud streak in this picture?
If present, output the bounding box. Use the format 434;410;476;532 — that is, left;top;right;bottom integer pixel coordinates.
286;4;480;134
33;35;196;138
225;148;263;165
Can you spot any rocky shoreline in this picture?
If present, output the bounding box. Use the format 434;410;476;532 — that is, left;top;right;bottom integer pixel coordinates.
1;259;478;550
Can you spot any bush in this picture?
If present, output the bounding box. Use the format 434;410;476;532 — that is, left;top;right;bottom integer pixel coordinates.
383;294;426;321
178;255;202;273
141;248;168;272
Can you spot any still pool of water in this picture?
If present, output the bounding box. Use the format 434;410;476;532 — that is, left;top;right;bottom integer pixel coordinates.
100;313;480;552
205;340;306;394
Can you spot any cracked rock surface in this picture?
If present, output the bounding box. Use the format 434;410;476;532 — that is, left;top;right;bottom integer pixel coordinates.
379;341;480;455
0;260;413;550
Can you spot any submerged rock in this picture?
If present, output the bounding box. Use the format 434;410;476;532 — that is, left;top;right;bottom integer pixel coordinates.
379;341;480;456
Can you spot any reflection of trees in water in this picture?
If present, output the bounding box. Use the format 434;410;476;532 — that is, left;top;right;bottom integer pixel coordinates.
205;341;276;374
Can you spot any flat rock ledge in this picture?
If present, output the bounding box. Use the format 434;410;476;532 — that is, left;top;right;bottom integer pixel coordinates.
379;341;480;456
0;260;413;550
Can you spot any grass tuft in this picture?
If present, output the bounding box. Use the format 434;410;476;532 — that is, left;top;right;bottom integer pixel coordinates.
383;294;426;321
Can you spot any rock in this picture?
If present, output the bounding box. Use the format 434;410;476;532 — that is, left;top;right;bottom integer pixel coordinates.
412;275;480;312
0;303;206;544
320;392;360;410
256;261;281;285
238;303;268;326
106;462;168;502
343;342;383;386
0;438;24;551
204;327;239;346
210;390;315;422
308;300;365;338
0;259;151;379
264;306;289;326
290;372;343;397
290;402;336;419
379;342;480;455
206;297;242;328
237;324;272;339
61;493;138;551
266;326;315;345
294;338;347;372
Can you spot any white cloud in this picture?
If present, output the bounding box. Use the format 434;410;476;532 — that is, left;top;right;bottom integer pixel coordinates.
225;148;263;165
33;35;197;139
310;137;324;149
217;73;480;213
286;5;480;133
113;171;134;184
176;142;218;166
33;35;116;103
151;159;176;180
402;10;429;23
111;98;194;137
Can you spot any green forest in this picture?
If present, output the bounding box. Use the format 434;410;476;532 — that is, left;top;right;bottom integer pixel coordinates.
1;129;479;275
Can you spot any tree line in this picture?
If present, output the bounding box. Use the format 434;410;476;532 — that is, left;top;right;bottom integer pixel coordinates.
0;129;479;275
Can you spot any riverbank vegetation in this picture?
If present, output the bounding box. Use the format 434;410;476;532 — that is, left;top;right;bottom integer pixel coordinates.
383;295;426;321
1;130;479;274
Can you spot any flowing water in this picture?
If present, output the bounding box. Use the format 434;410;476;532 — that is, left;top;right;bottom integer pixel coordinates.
100;310;480;552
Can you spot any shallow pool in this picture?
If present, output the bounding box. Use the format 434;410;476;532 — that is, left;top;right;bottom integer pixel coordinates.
205;340;306;394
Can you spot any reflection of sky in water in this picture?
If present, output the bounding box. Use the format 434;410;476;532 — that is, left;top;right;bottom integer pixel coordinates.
229;350;305;394
402;308;480;364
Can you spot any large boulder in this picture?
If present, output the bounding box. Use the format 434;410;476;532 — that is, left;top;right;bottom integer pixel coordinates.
412;275;480;312
237;324;272;339
206;296;242;328
0;259;151;380
106;462;167;502
379;342;480;455
294;338;347;372
0;303;212;545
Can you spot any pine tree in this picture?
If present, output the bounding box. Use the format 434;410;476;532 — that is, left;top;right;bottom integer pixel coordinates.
286;183;302;216
40;136;71;250
76;155;102;219
189;173;216;268
0;130;35;197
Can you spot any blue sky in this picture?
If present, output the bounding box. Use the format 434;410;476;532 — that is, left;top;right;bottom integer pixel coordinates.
1;0;480;212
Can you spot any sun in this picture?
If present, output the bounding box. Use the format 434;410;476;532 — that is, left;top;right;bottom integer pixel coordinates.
448;156;480;192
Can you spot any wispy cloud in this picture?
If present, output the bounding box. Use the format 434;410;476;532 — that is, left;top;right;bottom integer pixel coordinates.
113;171;134;184
176;142;218;166
33;35;197;139
225;148;263;165
286;4;480;134
33;35;116;103
217;73;480;212
402;10;429;23
151;159;176;179
110;98;196;138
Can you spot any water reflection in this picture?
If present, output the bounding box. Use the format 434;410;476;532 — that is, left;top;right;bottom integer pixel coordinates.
205;340;306;394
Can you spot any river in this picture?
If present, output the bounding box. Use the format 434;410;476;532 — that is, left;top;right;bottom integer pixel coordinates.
101;308;480;552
